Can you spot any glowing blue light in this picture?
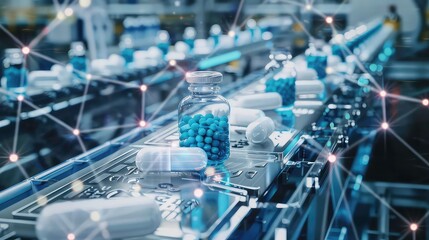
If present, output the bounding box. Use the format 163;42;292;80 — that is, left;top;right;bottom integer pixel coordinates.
378;53;387;62
198;51;241;70
353;175;362;191
369;64;377;72
384;47;393;56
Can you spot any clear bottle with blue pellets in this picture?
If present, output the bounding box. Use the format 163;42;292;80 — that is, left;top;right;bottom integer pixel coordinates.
68;42;88;80
2;48;28;97
306;39;328;79
178;71;230;164
265;51;296;107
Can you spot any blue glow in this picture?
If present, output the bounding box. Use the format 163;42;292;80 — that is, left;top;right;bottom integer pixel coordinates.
198;51;241;70
384;47;393;56
339;227;348;240
369;64;377;72
353;175;363;191
378;53;387;62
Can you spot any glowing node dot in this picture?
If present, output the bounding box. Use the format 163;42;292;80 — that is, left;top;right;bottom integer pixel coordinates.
72;129;80;136
325;16;333;24
228;30;236;37
326;67;333;74
37;195;48;206
381;122;389;130
90;211;101;222
422;99;428;106
86;73;92;81
79;0;91;8
194;188;204;198
67;233;76;240
140;84;148;92
379;90;387;98
71;180;84;192
22;46;30;55
139;120;147;128
17;95;24;102
410;223;418;231
205;167;215;177
57;12;65;20
169;60;177;67
328;154;337;163
305;4;312;10
64;8;74;17
9;153;19;162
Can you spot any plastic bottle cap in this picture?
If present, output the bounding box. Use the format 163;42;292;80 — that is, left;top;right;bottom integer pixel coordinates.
186;71;223;84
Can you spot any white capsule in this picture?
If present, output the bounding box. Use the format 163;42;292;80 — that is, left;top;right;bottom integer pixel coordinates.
231;92;282;110
230;107;265;126
246;117;275;144
36;197;161;240
296;80;325;95
135;147;207;172
296;68;318;81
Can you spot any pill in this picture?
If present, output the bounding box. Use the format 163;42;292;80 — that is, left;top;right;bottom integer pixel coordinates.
246;117;275;144
296;68;318;81
135;147;207;172
231;92;282;110
36;197;161;240
230;107;265;126
296;80;325;95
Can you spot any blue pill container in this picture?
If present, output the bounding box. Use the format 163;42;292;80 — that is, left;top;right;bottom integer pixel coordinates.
178;71;230;164
265;51;297;108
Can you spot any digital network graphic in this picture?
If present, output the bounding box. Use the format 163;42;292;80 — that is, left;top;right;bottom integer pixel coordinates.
0;0;428;239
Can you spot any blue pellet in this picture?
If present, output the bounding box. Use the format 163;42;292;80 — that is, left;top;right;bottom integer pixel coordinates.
191;123;199;131
188;137;196;144
206;113;214;118
211;154;218;160
209;124;217;131
180;124;191;132
204;137;213;144
188;119;196;125
182;115;191;123
213;132;220;139
197;128;206;136
190;144;197;147
206;129;214;137
211;147;219;154
199;117;206;124
197;142;204;148
212;140;219;147
203;144;211;151
188;129;196;137
206;118;214;124
196;135;204;142
219;121;228;128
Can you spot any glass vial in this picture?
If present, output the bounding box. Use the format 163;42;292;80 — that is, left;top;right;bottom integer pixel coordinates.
178;71;230;164
306;40;328;79
68;42;87;80
183;27;196;50
265;51;297;107
156;30;170;56
2;48;28;97
119;34;134;65
210;24;222;48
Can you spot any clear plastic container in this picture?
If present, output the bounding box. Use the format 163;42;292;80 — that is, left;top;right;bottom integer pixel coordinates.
265;51;297;107
156;30;170;56
119;34;134;65
306;40;328;79
68;42;87;80
178;71;231;164
183;27;196;50
2;48;28;97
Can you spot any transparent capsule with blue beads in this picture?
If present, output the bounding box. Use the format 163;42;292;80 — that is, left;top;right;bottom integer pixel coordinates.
178;71;231;164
